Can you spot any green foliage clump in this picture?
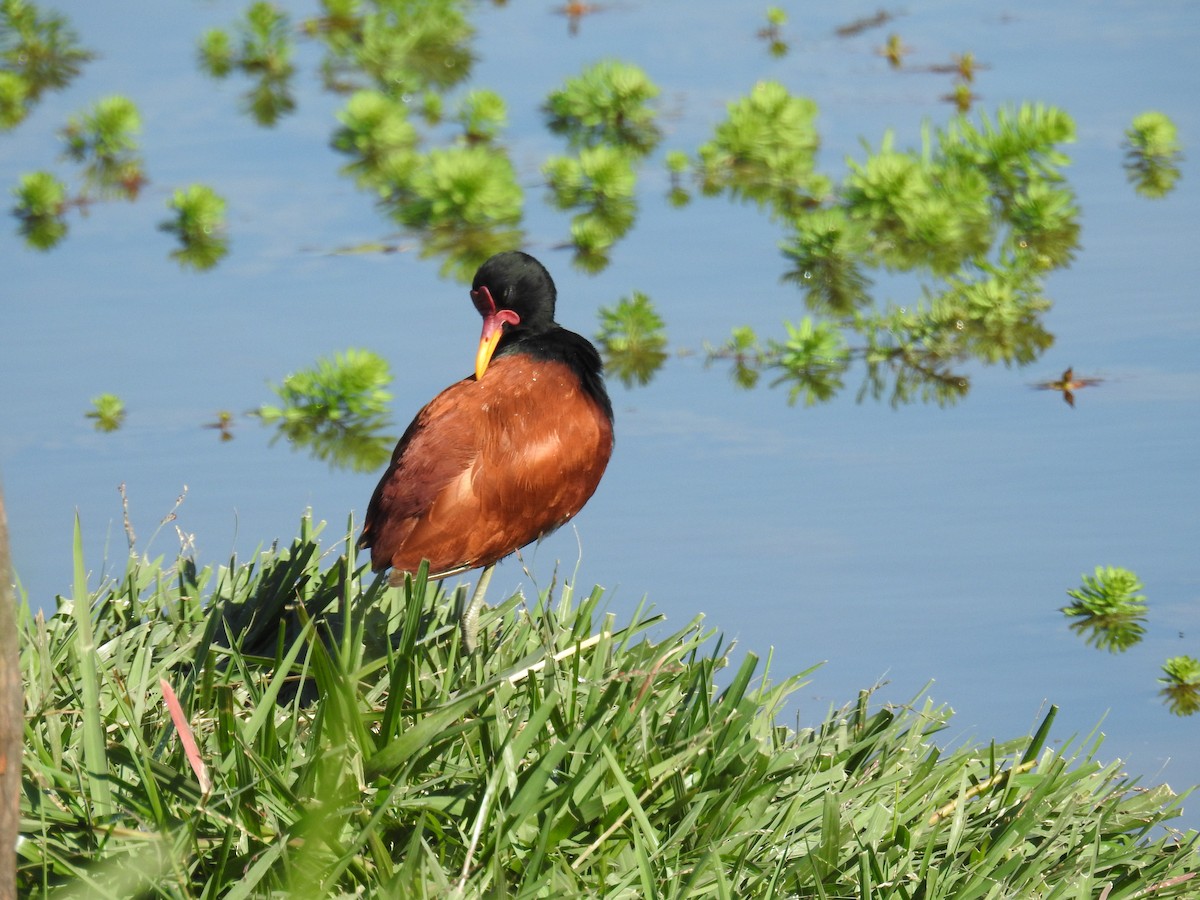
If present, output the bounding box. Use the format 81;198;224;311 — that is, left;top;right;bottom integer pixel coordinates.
708;319;852;406
389;143;522;228
694;80;831;218
258;349;394;471
259;348;391;428
457;88;506;143
1160;656;1200;717
85;392;126;432
60;94;145;198
313;0;474;97
1062;568;1199;715
540;61;662;268
841;134;993;275
331;89;419;191
386;144;525;280
16;518;1199;896
757;6;789;57
160;184;229;271
707;101;1079;407
595;291;668;387
1123;110;1184;199
0;68;28;128
769;317;850;406
544;59;661;154
11;169;68;248
1061;566;1148;653
199;1;295;126
0;0;92;126
780;207;872;315
544;145;637;272
331;81;524;281
706;325;763;390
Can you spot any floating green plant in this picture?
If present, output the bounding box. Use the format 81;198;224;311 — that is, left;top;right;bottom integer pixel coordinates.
60;94;144;198
457;88;506;144
1123;111;1183;199
706;325;763;390
595;291;667;388
11;169;69;248
692;80;829;219
331;89;419;191
257;348;394;471
544;144;637;272
1061;566;1148;653
85;392;126;432
382;144;525;281
0;68;27;129
769;318;850;406
160;185;229;271
756;6;788;57
0;0;92;125
199;1;295;126
1159;656;1200;717
544;59;661;155
689;98;1075;406
310;0;474;96
259;348;391;428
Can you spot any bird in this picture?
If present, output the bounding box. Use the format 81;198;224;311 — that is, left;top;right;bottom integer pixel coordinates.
1033;366;1103;408
358;250;614;650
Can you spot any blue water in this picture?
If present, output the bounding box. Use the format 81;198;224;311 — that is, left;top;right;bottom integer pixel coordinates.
3;2;1199;826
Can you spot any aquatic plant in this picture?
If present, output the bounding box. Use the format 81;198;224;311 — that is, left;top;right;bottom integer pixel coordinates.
694;80;830;219
695;98;1076;406
756;6;788;57
544;59;661;154
331;89;419;190
312;0;474;97
11;169;68;248
60;95;144;199
199;1;295;126
1123;111;1184;199
160;185;229;271
1160;656;1200;717
0;0;92;126
457;88;506;144
1061;565;1148;653
85;393;126;432
259;348;391;429
256;349;394;471
544;145;637;272
595;291;668;387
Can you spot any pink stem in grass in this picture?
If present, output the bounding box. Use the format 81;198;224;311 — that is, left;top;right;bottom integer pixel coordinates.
160;678;212;797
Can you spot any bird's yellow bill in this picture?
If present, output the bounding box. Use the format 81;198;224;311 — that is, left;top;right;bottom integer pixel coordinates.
476;328;503;380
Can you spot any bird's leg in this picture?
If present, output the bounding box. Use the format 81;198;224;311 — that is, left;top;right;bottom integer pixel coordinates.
458;564;494;653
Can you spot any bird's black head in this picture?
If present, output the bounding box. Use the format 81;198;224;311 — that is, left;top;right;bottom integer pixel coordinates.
470;251;558;334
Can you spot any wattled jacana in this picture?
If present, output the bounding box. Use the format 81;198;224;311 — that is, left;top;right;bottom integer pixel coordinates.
359;251;614;649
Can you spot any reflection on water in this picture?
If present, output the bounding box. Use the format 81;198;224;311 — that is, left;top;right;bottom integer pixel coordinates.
1062;567;1197;717
1032;367;1103;408
0;0;92;127
1123;112;1184;200
11;1;1184;414
84;393;125;433
1159;657;1200;717
1061;569;1148;654
198;2;296;127
255;348;396;473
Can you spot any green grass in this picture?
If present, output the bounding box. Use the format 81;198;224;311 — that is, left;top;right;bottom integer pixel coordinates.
17;515;1198;897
